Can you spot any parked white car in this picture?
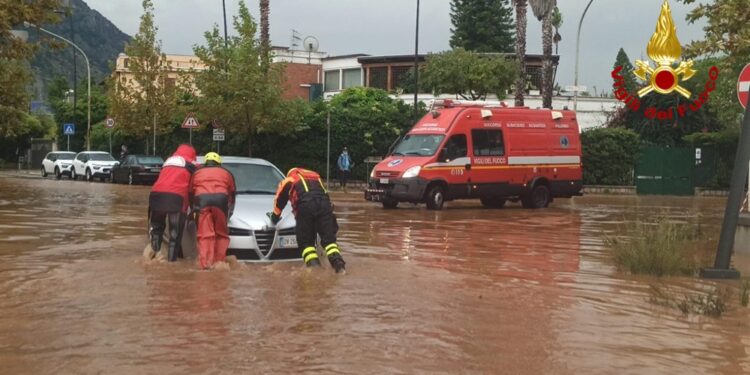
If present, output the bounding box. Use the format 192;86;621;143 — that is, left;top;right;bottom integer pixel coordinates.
182;156;300;262
41;151;76;180
71;151;119;182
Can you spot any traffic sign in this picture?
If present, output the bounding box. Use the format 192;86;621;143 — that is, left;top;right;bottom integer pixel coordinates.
738;63;750;109
63;123;75;135
105;117;115;128
212;119;221;129
213;128;225;142
181;114;200;129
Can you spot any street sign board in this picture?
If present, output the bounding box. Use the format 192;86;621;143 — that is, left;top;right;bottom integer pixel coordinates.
565;85;587;93
181;114;200;129
212;128;225;142
738;63;750;109
105;117;115;128
63;123;75;135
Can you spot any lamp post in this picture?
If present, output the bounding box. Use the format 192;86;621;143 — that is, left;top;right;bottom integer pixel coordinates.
573;0;594;112
413;0;420;122
26;22;91;151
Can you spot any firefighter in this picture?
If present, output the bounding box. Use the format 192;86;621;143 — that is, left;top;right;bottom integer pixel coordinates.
190;152;236;270
146;144;197;262
268;167;346;273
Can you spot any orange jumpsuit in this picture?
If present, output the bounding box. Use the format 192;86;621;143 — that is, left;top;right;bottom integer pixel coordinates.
190;165;236;269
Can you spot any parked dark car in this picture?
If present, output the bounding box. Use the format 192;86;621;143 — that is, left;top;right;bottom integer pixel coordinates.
110;154;164;185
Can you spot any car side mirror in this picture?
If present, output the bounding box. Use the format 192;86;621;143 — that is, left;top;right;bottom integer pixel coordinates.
439;148;450;162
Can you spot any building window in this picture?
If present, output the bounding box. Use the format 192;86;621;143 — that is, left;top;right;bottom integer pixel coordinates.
324;70;340;92
369;67;388;90
391;66;413;93
123;58;129;69
342;68;362;89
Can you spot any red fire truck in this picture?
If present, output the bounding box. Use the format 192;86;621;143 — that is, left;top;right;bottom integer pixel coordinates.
365;99;583;210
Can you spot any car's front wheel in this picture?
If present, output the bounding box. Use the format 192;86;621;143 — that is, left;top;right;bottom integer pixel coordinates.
381;198;398;209
85;168;93;182
70;168;77;180
54;167;62;180
110;170;116;183
128;171;134;185
425;184;445;210
41;166;48;178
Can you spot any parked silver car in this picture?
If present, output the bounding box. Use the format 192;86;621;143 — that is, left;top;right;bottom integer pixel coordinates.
183;156;300;262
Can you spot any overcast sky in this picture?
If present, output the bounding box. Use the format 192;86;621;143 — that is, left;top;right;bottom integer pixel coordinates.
85;0;707;95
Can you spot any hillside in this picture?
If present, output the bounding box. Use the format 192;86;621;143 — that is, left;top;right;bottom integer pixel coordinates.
28;0;131;100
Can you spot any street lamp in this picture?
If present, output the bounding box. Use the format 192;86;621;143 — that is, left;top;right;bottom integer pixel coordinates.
25;21;91;151
573;0;594;112
413;0;420;122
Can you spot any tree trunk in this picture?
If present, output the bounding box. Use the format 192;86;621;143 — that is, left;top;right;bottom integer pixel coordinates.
542;11;553;108
244;106;253;157
260;0;270;64
514;0;527;107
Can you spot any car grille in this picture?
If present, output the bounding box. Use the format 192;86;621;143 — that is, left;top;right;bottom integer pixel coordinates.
228;227;252;236
278;228;295;236
254;230;275;254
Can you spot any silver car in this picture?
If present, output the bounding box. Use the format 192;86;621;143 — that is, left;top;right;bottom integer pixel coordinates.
184;156;300;262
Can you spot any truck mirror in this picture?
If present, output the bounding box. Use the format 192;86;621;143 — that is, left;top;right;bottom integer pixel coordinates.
439;148;449;162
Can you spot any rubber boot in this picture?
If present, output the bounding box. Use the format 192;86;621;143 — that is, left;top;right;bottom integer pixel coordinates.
306;258;321;267
329;254;346;274
167;213;181;262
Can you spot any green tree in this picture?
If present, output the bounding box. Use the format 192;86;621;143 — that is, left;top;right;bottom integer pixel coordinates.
449;0;515;53
421;48;516;100
0;59;33;138
107;0;177;152
529;0;556;108
513;0;528;106
613;48;637;94
0;0;61;59
193;0;295;157
581;127;642;185
551;6;562;54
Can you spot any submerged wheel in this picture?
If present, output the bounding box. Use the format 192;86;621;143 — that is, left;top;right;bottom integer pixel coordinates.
110;170;115;183
128;171;134;185
522;184;551;209
480;197;506;208
41;167;48;178
85;168;93;182
381;198;398;209
55;167;62;180
425;184;445;210
70;168;77;180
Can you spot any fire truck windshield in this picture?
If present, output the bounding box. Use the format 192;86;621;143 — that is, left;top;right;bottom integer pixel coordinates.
392;134;445;156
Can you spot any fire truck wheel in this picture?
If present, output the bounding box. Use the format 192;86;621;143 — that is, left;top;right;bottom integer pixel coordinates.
522;184;550;209
425;184;445;210
480;197;506;208
381;199;399;209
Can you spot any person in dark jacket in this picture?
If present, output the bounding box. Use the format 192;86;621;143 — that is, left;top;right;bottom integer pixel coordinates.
268;167;346;273
190;152;236;270
146;144;197;261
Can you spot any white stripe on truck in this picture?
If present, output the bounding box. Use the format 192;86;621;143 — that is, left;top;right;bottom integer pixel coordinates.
507;156;580;165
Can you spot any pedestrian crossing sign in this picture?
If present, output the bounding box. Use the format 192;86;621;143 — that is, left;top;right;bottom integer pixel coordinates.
63;123;75;135
181;114;200;129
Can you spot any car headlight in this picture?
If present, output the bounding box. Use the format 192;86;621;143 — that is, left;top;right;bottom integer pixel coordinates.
370;169;376;178
402;166;421;178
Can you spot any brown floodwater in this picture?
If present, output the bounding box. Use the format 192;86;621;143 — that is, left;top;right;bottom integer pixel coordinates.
0;173;748;374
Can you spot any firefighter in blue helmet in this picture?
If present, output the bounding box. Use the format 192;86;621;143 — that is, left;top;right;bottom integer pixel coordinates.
268;167;346;273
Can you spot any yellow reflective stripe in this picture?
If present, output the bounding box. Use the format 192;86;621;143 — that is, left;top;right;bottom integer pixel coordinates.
304;252;319;263
297;173;309;192
302;247;316;257
318;178;328;193
326;248;341;256
325;243;338;250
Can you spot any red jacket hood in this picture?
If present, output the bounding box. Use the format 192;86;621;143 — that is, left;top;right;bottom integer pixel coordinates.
173;144;196;163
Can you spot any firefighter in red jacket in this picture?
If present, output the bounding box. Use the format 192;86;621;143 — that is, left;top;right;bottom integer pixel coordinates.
147;144;197;261
268;167;346;273
190;152;236;270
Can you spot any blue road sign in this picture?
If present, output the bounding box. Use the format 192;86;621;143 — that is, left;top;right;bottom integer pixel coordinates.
63;123;75;135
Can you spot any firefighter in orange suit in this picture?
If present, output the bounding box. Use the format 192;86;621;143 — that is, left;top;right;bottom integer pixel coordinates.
190;152;236;270
268;168;346;273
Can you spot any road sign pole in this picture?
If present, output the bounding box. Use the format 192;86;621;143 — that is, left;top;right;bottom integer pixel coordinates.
189;128;192;145
109;130;112;155
701;88;750;279
67;135;70;151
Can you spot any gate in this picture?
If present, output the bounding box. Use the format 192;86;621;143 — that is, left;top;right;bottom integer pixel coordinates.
635;147;693;195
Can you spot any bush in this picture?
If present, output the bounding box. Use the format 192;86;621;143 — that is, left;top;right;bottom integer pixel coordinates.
606;215;702;277
581;127;642;185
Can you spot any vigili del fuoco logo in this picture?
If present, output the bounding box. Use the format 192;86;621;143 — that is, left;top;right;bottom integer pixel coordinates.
611;0;719;120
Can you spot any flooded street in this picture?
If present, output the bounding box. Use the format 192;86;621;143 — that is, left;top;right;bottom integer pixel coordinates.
0;173;748;374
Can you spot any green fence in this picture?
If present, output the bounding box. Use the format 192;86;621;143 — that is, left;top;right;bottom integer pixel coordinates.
635;147;694;195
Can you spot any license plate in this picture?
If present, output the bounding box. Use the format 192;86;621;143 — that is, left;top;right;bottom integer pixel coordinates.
380;178;389;184
278;235;297;248
149;167;161;172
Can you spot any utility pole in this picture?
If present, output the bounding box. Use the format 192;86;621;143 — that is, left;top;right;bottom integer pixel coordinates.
413;0;420;123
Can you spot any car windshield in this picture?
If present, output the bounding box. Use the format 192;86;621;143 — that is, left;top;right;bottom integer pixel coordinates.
222;163;283;195
89;153;115;161
137;156;163;165
57;154;74;160
391;134;445;156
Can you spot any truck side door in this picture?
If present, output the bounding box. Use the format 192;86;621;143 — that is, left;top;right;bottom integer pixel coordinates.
440;133;471;199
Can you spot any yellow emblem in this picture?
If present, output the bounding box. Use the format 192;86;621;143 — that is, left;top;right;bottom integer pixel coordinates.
633;0;696;98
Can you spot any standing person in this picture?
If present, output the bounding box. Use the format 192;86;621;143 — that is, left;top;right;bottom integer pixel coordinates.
190;152;236;270
268;167;346;273
146;144;197;262
337;147;353;189
119;144;129;162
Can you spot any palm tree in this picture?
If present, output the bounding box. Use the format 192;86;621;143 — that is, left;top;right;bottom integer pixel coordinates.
552;6;562;55
260;0;270;61
530;0;556;109
513;0;528;107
